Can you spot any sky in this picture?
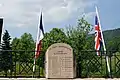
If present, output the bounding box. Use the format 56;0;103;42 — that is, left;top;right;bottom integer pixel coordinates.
0;0;120;39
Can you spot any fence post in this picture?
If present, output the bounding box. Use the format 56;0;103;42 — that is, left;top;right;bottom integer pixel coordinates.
77;53;81;78
109;51;112;78
38;57;40;78
14;52;16;77
10;51;13;77
105;51;112;78
105;52;108;78
114;52;116;77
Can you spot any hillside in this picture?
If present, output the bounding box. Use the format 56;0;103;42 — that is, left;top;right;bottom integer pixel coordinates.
87;28;120;50
103;28;120;41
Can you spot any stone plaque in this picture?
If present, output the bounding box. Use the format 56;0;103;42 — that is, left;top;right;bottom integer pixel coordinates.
45;43;75;78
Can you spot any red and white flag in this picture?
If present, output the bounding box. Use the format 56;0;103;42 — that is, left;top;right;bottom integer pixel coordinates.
94;6;110;75
33;13;44;73
35;13;44;58
95;15;102;56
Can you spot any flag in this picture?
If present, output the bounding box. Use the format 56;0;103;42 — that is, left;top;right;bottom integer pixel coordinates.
0;18;3;43
95;6;111;75
95;15;102;56
35;13;44;58
33;13;44;74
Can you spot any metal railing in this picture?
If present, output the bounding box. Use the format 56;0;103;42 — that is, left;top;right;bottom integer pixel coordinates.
0;50;44;78
0;50;120;78
76;50;120;78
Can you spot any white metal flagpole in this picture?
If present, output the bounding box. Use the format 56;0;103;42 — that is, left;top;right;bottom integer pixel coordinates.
95;6;111;76
33;19;40;77
33;49;37;77
32;13;41;76
33;55;36;75
33;12;44;77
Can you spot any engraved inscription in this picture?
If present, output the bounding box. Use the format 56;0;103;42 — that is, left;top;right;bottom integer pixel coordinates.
45;43;74;78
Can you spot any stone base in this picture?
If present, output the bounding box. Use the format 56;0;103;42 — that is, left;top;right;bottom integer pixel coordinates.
0;78;118;80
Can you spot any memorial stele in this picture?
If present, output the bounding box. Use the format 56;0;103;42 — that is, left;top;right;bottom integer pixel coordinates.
45;43;76;79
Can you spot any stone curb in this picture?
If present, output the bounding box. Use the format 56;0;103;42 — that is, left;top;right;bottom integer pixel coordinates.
0;78;119;80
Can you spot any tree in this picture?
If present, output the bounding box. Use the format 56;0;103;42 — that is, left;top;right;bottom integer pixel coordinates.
107;37;120;54
20;33;35;62
66;17;92;53
42;28;68;52
66;17;92;77
0;30;12;76
19;33;35;50
12;37;20;50
12;33;35;62
38;28;68;68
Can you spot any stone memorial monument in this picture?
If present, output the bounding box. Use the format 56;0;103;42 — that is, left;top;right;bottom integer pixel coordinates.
45;43;76;79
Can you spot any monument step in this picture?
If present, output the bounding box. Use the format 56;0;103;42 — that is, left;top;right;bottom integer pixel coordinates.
0;78;118;80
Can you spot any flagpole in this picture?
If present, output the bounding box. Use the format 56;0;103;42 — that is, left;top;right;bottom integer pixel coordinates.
33;19;40;77
95;6;111;77
33;56;36;77
33;46;38;77
32;13;41;77
33;20;39;77
33;12;44;77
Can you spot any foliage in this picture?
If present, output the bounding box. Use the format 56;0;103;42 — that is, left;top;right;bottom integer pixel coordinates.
66;17;92;50
38;28;68;68
103;28;120;41
19;33;35;50
0;30;12;76
42;28;68;51
107;37;120;51
65;17;93;76
12;37;20;50
12;33;35;62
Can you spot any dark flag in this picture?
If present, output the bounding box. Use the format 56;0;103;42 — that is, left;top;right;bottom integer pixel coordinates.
35;13;44;59
0;18;3;42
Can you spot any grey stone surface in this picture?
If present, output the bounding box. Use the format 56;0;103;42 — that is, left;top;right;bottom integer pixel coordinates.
45;43;75;79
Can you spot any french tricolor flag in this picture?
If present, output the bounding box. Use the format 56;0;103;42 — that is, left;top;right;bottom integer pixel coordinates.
33;13;44;73
35;13;44;58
